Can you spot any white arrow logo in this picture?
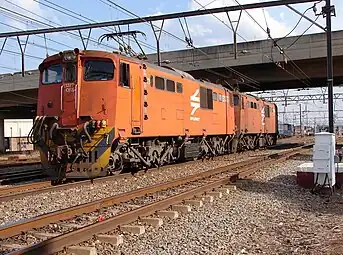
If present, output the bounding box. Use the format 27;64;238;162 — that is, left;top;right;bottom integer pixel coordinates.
190;89;200;121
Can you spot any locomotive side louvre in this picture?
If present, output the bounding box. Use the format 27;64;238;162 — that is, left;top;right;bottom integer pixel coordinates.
233;93;244;133
263;102;277;134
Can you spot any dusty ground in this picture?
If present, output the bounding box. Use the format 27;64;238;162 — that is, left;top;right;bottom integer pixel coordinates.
90;158;343;255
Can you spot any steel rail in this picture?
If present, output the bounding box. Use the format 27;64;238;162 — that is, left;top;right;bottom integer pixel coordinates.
0;144;282;201
0;164;46;186
0;156;267;239
0;154;227;201
0;173;132;202
0;158;197;200
0;162;40;169
7;178;231;255
0;145;311;239
0;180;50;196
0;143;310;201
234;145;312;180
0;0;317;38
5;145;311;255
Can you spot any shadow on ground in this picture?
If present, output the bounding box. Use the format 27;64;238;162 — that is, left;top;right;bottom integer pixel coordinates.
268;142;306;150
238;174;343;216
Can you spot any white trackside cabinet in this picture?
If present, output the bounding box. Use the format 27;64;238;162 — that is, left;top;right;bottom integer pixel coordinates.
312;132;335;187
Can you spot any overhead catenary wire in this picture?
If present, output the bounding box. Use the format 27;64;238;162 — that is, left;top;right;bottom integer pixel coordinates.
0;20;71;62
197;0;218;10
0;0;318;90
0;5;119;52
285;15;321;49
0;1;145;72
33;0;157;52
0;65;20;72
100;0;260;88
262;8;269;34
231;0;311;80
178;18;193;47
192;0;311;89
192;0;312;88
1;49;43;60
32;0;156;51
231;0;312;87
276;5;315;41
0;21;71;49
0;12;105;54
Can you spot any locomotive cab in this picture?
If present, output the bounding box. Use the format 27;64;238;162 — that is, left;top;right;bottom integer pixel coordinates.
38;50;79;126
37;49;115;126
33;49;118;184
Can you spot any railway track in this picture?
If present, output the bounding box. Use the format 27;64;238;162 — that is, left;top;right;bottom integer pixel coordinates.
0;144;310;255
0;142;310;202
0;156;219;201
0;163;45;185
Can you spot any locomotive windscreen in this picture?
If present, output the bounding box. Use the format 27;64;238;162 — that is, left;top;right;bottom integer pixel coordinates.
42;63;62;85
84;59;114;81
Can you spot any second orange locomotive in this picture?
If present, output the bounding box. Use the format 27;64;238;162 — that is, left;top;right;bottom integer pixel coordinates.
29;49;277;184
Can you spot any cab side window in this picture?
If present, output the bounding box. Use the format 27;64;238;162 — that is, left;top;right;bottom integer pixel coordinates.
120;62;130;87
166;79;175;92
265;105;271;117
200;86;213;110
84;60;114;81
155;76;165;90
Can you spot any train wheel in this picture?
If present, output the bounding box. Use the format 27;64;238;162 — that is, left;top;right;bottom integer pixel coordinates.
266;135;274;146
108;151;123;174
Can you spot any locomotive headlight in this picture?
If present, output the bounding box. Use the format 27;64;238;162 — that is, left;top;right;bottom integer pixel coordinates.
63;51;77;62
101;120;107;128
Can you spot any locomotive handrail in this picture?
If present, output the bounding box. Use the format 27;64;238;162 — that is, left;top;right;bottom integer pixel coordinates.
74;84;78;110
60;85;64;112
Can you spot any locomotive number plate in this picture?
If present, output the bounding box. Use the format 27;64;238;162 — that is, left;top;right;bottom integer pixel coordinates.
64;83;75;93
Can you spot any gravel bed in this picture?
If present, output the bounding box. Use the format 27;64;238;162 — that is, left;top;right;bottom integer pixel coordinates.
0;179;207;254
0;149;283;227
84;159;343;255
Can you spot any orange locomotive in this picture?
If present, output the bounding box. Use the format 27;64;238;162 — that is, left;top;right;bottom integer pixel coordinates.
233;93;277;150
28;49;277;184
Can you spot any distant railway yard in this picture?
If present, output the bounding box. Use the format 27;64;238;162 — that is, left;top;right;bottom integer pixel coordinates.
0;138;342;255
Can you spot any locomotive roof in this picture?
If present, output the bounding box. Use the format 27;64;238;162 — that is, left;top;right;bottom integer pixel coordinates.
118;52;227;91
41;49;274;105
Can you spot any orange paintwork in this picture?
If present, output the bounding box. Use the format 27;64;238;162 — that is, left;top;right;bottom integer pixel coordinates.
37;50;276;141
233;93;277;135
264;101;277;134
114;58;236;138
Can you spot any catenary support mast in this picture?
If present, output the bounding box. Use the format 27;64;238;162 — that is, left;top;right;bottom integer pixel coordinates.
324;0;335;133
